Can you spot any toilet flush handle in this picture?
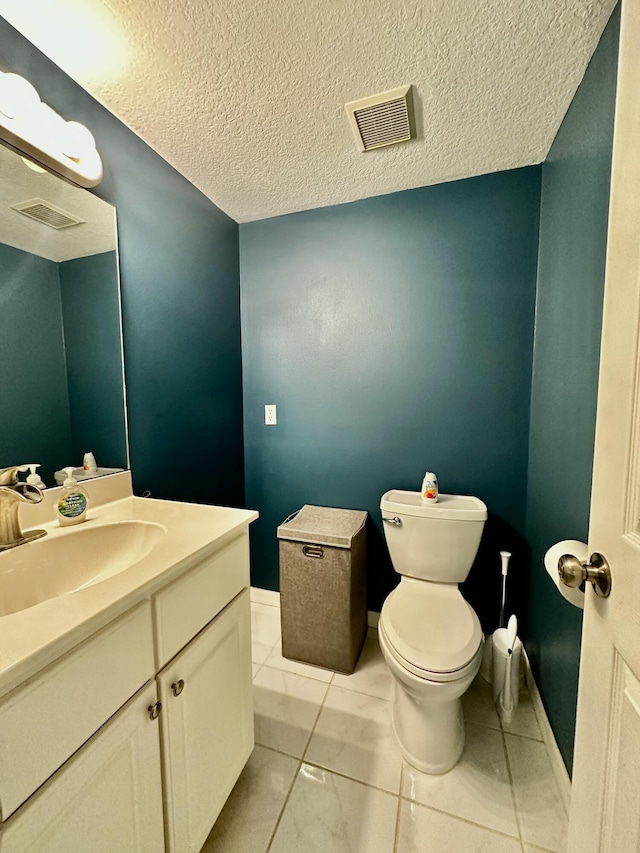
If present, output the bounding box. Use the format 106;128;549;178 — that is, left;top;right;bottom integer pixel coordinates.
382;516;402;526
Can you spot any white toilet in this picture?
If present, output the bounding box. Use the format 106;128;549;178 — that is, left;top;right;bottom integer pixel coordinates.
379;489;487;774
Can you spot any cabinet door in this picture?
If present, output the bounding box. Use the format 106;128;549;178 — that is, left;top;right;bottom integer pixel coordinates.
157;588;253;853
0;682;165;853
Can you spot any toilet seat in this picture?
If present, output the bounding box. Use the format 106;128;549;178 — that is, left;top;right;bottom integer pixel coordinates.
380;579;483;682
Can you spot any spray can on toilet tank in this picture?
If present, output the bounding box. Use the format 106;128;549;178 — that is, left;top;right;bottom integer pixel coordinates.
421;472;438;503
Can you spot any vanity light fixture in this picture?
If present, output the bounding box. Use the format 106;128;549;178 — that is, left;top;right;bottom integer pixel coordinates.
0;71;103;187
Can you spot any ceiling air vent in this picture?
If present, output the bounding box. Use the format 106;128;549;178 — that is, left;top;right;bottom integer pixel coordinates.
345;85;414;152
10;198;85;230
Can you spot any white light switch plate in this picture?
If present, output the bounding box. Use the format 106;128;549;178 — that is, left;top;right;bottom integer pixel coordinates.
265;404;277;425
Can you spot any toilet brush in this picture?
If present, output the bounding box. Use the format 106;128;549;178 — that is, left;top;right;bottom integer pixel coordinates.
480;549;513;683
498;615;518;725
498;551;512;628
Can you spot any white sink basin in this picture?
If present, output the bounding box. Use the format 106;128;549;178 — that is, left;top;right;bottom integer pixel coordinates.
0;520;166;617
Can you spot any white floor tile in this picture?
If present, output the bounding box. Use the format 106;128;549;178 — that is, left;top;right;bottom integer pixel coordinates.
240;601;567;853
305;684;403;793
402;722;519;837
501;685;544;741
265;639;334;682
504;733;568;852
253;666;329;758
396;799;523;853
251;602;282;665
330;629;395;701
462;675;501;730
200;745;298;853
269;764;398;853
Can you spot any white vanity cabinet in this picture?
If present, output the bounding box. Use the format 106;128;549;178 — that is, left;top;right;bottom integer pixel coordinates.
157;589;253;853
0;527;254;853
0;682;165;853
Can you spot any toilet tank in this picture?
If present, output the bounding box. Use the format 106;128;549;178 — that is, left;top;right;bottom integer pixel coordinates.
380;490;487;583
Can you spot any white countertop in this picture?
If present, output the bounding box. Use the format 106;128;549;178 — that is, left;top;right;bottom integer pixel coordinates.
0;473;258;700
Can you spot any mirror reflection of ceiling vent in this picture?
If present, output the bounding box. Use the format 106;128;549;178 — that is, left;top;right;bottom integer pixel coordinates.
345;86;415;152
10;198;85;230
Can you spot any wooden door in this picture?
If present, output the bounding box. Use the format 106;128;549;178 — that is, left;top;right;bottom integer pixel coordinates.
568;2;640;850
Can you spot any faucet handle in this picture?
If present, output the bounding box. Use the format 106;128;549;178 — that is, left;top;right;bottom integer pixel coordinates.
0;465;29;486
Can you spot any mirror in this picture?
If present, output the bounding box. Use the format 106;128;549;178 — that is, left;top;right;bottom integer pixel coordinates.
0;143;128;487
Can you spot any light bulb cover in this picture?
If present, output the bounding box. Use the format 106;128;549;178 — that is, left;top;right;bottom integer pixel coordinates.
0;70;102;187
0;72;40;120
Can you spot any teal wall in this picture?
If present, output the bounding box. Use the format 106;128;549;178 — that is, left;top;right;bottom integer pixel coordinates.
525;7;620;771
240;169;542;617
0;17;245;506
59;251;127;469
0;242;72;484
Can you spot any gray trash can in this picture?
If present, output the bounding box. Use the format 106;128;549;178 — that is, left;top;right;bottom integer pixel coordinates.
277;505;368;674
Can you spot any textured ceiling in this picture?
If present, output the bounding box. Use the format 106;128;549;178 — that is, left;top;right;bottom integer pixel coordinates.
0;0;616;223
0;144;116;262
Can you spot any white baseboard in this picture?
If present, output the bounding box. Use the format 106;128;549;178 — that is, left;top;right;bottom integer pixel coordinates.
368;610;380;628
250;587;280;607
523;650;572;816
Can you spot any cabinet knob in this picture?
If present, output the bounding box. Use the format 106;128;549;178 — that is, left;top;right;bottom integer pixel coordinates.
148;701;162;720
171;679;185;697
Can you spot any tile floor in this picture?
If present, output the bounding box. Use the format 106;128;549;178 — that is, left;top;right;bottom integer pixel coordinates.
201;600;568;853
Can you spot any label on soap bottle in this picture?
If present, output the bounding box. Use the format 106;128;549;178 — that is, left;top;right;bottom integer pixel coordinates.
58;493;88;518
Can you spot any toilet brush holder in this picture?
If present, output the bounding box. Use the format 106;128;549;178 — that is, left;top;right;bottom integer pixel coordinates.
479;634;493;683
492;629;523;707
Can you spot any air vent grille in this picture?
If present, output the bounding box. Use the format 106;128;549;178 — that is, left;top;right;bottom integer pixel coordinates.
11;198;85;230
346;86;414;152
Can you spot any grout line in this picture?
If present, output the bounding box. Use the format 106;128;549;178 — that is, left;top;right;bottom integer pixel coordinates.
299;673;332;765
300;758;401;798
327;681;393;703
399;796;525;844
251;741;307;763
502;729;545;743
393;758;405;853
393;797;402;853
257;661;333;685
264;755;303;853
501;728;525;845
464;717;502;734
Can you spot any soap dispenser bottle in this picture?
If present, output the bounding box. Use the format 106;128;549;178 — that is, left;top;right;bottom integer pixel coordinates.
56;467;89;526
26;464;46;489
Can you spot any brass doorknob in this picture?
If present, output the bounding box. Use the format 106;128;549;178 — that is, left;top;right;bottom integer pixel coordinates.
557;552;612;598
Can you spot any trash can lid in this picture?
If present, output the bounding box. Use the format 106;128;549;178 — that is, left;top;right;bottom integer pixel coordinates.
277;505;368;548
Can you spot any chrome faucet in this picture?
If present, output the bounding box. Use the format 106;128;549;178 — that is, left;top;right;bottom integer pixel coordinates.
0;465;47;552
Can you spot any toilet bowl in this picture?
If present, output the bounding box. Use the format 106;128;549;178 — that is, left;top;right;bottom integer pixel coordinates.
379;489;487;774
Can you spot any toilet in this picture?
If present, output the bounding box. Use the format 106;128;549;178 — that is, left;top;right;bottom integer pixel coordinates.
378;489;487;774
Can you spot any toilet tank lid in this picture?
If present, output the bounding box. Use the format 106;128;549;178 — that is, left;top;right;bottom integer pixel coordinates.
380;490;487;521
